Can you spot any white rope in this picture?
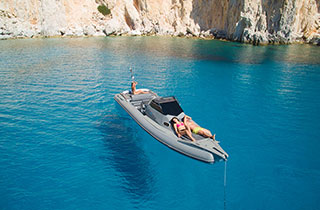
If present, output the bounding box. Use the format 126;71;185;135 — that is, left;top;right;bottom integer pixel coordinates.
224;160;227;210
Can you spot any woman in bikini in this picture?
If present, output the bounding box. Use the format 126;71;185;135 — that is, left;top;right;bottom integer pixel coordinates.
183;115;216;140
131;81;149;95
171;117;196;142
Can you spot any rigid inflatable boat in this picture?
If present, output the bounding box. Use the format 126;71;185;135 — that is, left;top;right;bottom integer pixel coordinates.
114;89;229;163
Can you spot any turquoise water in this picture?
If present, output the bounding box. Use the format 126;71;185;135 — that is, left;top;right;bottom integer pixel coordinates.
0;37;320;210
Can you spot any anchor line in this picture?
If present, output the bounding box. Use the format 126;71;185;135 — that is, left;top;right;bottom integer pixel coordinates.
224;160;227;210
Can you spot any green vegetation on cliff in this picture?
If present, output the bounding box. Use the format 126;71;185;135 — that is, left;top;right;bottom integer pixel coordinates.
97;5;111;16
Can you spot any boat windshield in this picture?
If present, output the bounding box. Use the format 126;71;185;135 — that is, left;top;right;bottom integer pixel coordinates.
151;97;183;116
160;101;183;115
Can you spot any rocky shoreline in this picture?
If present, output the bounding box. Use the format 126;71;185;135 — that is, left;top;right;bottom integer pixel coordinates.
1;0;319;45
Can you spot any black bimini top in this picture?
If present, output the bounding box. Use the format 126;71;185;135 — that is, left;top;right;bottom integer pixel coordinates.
150;96;183;116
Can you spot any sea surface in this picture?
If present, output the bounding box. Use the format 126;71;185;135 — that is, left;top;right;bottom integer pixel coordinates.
0;37;319;210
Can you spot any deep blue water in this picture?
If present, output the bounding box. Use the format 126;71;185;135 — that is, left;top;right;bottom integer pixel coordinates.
0;37;320;210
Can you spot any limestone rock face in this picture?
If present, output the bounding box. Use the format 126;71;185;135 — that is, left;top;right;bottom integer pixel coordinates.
191;0;320;45
0;0;319;45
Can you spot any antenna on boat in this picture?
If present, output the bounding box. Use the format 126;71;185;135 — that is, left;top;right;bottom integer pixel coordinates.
130;67;135;82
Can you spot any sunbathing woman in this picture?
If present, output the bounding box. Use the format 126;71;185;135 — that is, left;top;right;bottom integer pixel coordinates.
183;115;216;140
131;81;149;95
171;117;196;142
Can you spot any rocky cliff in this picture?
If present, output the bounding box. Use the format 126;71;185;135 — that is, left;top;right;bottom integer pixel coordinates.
1;0;319;45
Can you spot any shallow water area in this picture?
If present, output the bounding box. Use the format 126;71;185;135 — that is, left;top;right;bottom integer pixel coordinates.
0;37;320;210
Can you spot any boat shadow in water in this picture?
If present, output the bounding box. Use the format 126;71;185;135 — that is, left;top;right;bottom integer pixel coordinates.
97;112;155;201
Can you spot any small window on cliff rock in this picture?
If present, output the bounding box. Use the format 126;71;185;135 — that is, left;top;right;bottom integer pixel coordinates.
97;5;111;16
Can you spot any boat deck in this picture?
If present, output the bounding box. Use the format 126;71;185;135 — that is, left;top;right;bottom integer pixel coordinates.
122;91;209;141
121;90;157;112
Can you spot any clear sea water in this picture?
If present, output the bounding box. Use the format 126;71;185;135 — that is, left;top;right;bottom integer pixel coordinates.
0;37;320;210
